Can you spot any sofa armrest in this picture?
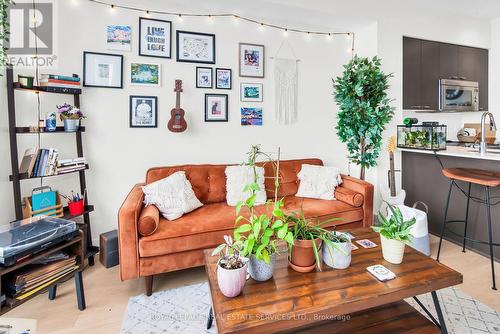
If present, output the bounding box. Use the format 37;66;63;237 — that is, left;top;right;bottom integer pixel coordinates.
118;183;145;281
339;174;374;226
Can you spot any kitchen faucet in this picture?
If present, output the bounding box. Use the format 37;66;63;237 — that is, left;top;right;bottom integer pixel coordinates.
480;111;497;156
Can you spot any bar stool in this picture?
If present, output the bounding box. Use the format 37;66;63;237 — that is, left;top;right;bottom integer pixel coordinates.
437;168;500;290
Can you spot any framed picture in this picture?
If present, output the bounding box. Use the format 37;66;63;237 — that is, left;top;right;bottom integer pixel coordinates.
205;94;228;122
106;25;131;51
130;63;161;86
196;67;213;88
241;107;262;126
139;17;172;58
216;68;232;89
239;43;265;78
176;30;216;64
83;51;123;88
130;96;158;128
240;83;263;102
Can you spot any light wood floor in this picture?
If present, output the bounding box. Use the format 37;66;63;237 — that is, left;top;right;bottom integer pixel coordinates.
5;235;499;333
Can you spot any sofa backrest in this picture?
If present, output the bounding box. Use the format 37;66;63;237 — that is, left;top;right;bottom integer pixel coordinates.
145;158;323;205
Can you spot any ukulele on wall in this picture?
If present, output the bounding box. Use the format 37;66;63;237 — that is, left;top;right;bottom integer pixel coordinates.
167;80;187;133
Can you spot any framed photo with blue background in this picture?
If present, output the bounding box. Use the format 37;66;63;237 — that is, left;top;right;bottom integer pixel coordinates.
139;17;172;58
196;67;213;88
216;68;232;89
130;63;161;86
240;83;263;102
130;96;158;128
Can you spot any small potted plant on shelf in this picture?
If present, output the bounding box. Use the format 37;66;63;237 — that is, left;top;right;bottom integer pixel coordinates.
322;227;352;269
286;212;344;272
233;145;294;282
57;103;85;132
211;235;248;298
372;204;416;264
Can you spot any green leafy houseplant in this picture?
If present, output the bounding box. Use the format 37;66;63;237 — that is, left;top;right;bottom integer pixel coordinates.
0;0;15;76
372;205;416;244
233;145;294;265
211;235;245;270
286;212;344;271
333;55;394;180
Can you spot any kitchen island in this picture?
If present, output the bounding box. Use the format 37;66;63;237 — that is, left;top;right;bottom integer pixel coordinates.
401;143;500;260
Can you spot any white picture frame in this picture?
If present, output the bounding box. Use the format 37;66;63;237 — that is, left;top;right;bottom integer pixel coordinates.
239;43;265;78
240;83;263;102
106;25;132;51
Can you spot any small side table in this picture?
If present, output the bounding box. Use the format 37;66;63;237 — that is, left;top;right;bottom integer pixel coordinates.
0;230;86;314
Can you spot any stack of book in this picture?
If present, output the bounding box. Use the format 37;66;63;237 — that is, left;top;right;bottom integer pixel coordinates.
57;157;87;174
4;255;78;301
39;74;81;93
19;148;59;177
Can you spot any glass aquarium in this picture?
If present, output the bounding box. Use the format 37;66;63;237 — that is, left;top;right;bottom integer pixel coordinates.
397;124;447;150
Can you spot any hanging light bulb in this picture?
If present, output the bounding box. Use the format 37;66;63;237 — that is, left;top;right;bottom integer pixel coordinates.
177;14;183;22
207;14;213;23
145;10;150;17
346;32;352;40
233;15;239;24
326;33;332;41
258;23;265;32
305;32;311;40
283;28;288;37
110;4;115;14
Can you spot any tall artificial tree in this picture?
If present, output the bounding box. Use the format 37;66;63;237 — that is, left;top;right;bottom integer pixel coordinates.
333;55;394;180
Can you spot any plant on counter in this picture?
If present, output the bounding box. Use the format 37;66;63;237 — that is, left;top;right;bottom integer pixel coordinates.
211;235;248;298
372;204;416;264
286;212;344;272
322;227;352;270
233;145;294;282
333;55;394;180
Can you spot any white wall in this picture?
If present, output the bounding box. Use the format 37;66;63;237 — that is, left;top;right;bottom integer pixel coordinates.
0;0;377;242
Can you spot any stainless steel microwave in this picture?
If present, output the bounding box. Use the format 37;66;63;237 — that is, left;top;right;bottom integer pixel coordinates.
439;79;479;112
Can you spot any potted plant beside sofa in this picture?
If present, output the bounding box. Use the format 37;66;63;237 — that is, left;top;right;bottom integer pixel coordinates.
233;145;294;282
211;235;248;298
286;213;344;272
372;205;416;264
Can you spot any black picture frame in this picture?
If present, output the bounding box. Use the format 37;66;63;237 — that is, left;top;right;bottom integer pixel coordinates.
129;95;158;128
215;68;232;90
176;30;216;64
139;17;172;59
196;67;213;88
83;51;123;88
205;94;228;122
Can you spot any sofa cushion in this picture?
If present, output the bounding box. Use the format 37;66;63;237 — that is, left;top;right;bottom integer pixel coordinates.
138;196;363;257
138;204;160;236
225;165;266;206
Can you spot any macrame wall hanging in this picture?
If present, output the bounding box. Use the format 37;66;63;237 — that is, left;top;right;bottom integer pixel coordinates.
271;40;300;125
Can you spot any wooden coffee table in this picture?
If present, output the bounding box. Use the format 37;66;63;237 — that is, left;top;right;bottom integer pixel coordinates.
204;228;462;334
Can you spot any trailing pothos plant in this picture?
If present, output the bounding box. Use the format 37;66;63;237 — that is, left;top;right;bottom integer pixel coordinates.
233;145;294;264
0;0;15;76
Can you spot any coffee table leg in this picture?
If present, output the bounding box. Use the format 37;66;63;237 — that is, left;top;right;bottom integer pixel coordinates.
431;291;448;334
207;306;214;329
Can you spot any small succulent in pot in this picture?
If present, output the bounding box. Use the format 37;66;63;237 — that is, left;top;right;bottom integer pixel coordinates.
372;204;416;264
323;227;352;269
212;236;248;298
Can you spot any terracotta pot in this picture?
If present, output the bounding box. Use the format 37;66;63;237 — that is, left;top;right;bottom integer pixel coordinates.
290;238;322;268
217;260;248;298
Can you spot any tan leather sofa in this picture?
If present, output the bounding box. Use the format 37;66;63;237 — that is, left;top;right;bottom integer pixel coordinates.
118;158;374;295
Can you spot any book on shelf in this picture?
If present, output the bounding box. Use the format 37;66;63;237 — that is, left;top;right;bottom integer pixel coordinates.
56;157;87;174
39;86;82;94
23;148;60;177
19;147;39;175
39;74;80;83
39;80;81;88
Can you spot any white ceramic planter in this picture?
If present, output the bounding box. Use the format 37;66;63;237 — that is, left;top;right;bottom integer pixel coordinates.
380;234;405;264
322;241;352;269
217;259;248;298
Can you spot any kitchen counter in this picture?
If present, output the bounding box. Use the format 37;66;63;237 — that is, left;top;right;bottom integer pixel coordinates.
399;144;500;161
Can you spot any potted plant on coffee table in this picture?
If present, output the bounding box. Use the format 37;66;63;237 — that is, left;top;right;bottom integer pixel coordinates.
286;212;344;272
322;227;352;270
211;235;248;298
372;205;416;264
233;145;294;282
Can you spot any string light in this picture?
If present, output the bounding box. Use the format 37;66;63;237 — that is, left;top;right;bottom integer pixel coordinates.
86;0;354;44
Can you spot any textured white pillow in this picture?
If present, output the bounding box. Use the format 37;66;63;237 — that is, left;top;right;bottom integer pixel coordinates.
296;164;343;200
142;171;203;221
225;166;267;206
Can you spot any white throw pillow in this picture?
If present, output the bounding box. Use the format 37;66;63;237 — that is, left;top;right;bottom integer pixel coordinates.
142;171;203;221
296;164;342;200
225;165;267;206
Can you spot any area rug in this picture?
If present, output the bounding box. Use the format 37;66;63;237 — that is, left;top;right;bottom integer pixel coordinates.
121;282;500;334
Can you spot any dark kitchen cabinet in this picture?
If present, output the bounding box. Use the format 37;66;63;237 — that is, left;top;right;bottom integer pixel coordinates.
403;37;489;111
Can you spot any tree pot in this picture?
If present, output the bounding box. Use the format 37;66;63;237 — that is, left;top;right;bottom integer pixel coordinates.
216;259;248;298
63;119;80;132
248;253;276;282
322;240;352;269
380;235;405;264
289;238;322;272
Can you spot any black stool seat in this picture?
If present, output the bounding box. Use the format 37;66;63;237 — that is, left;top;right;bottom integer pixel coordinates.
443;168;500;187
437;167;499;291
